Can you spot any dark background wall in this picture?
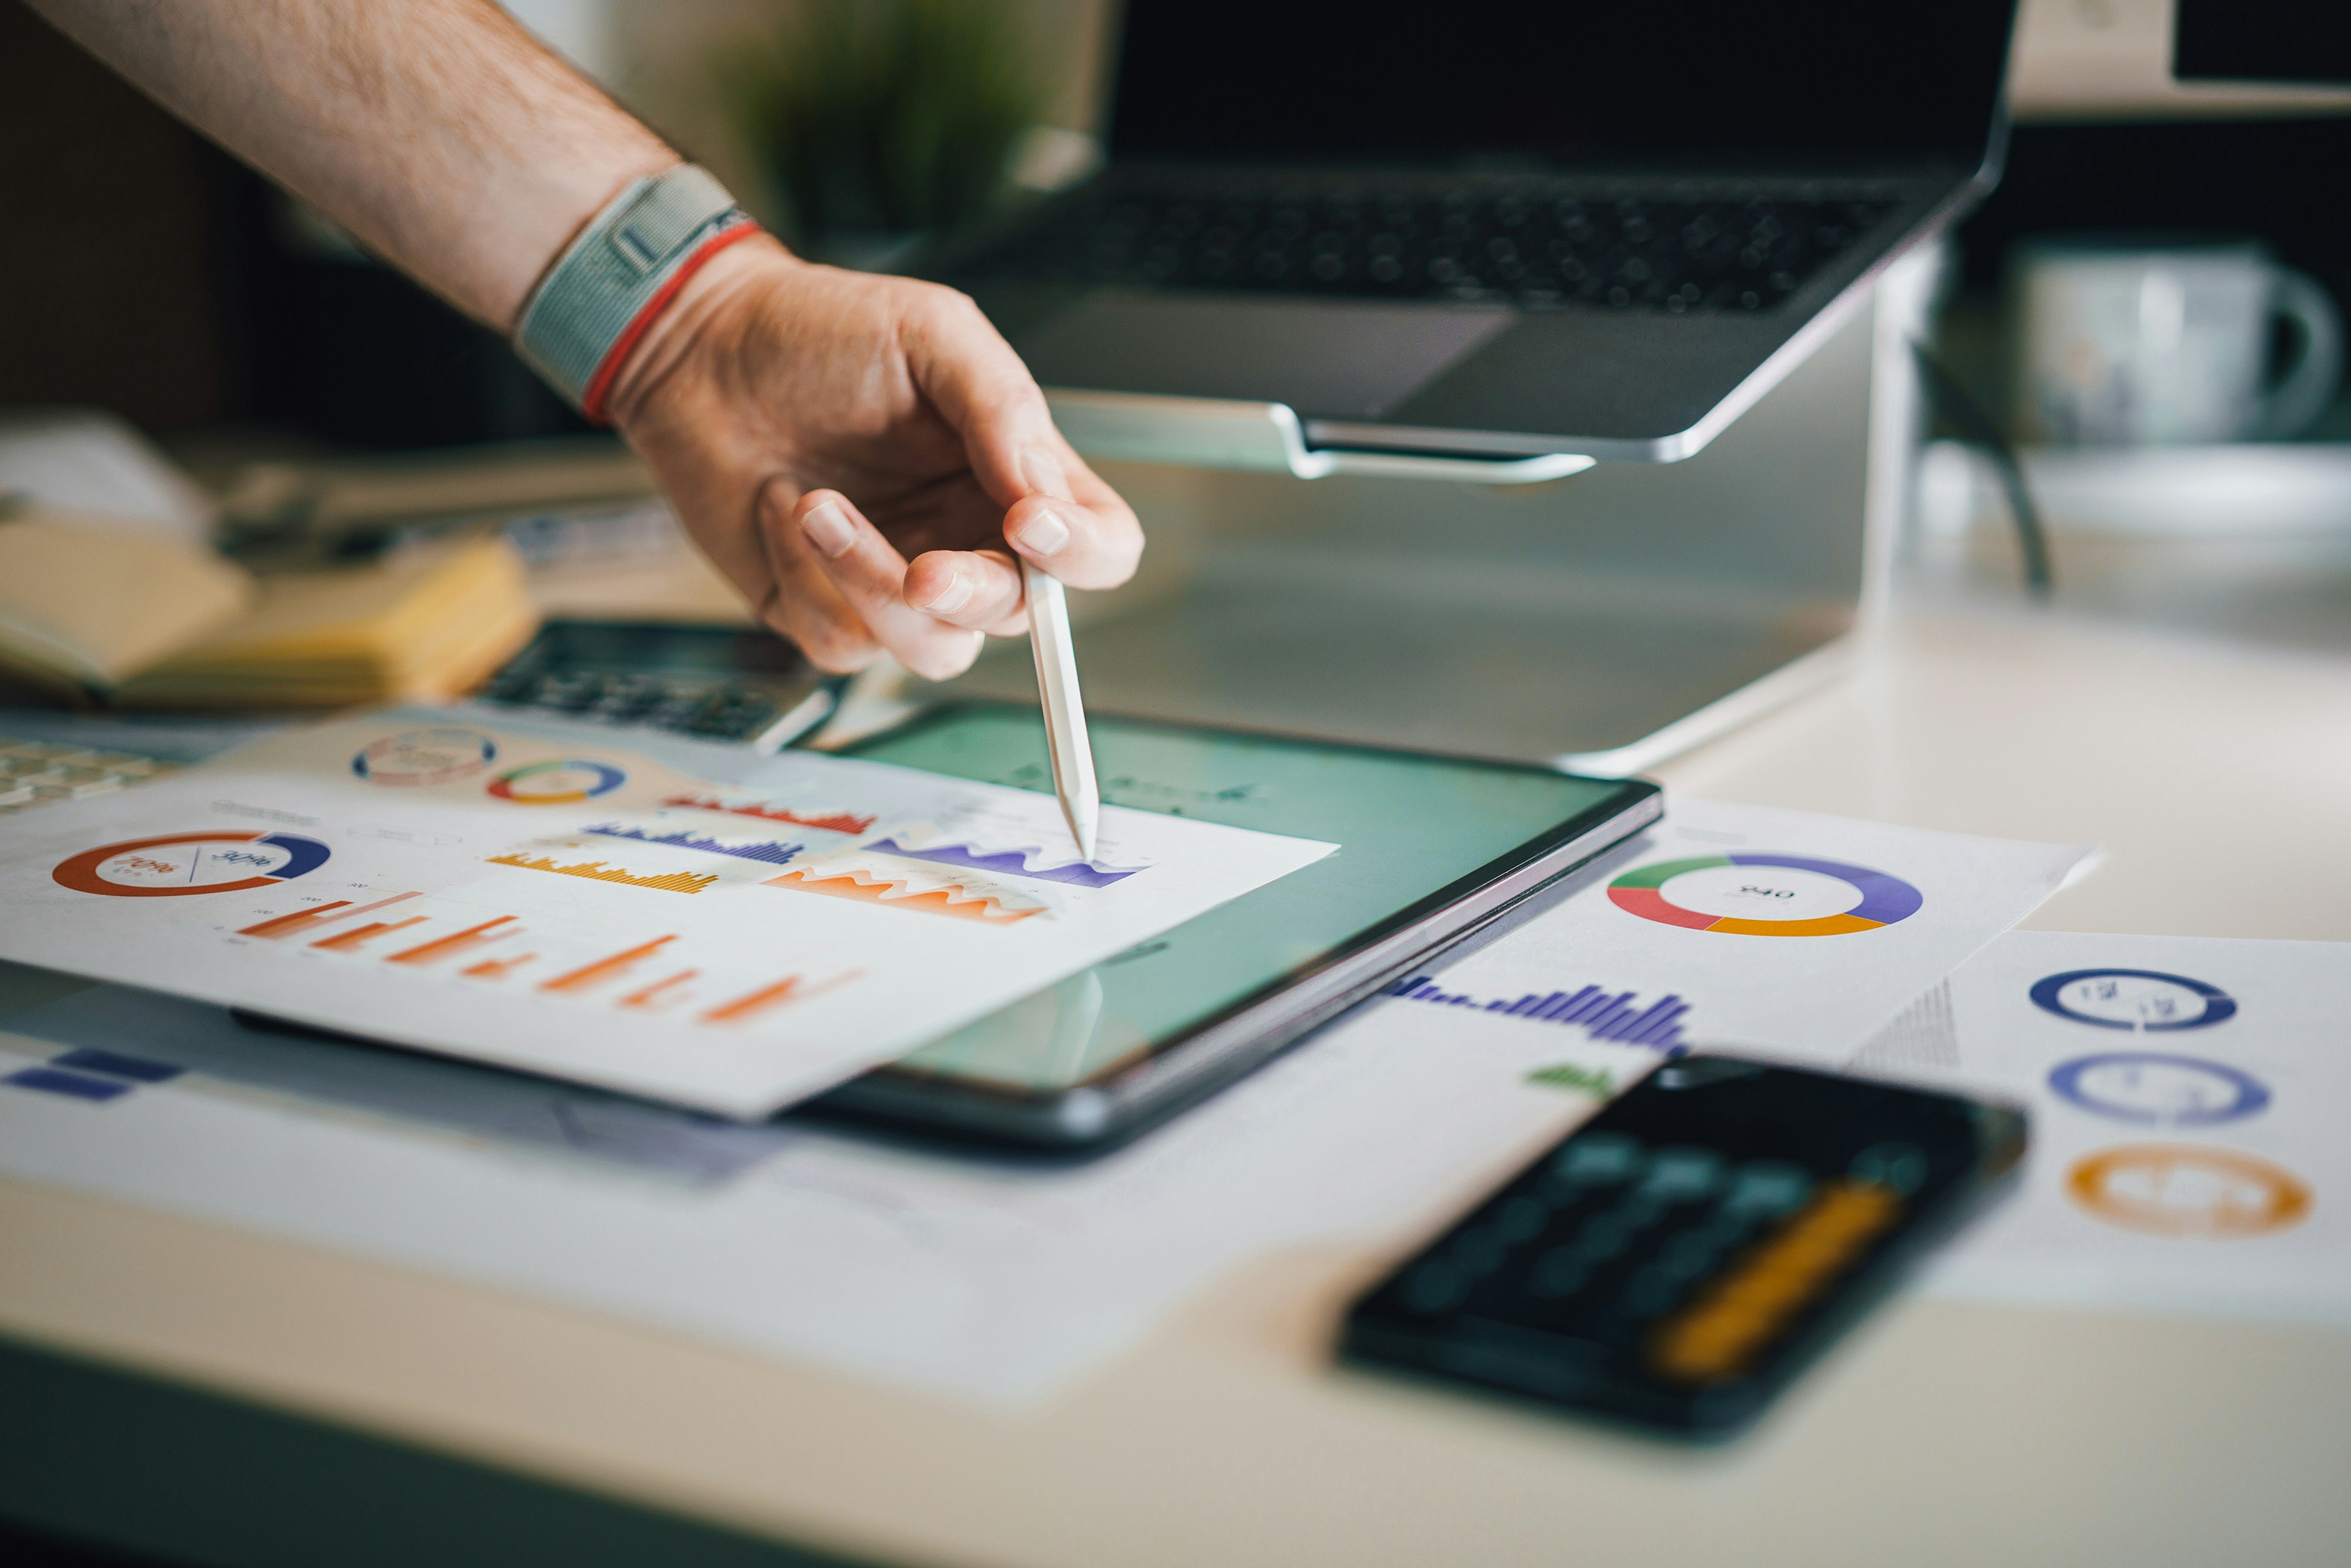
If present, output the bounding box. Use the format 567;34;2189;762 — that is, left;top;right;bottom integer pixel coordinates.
1;1;585;449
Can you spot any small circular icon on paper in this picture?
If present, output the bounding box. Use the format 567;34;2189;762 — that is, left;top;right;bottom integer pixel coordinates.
352;728;497;786
2066;1145;2310;1238
53;830;332;897
2030;969;2236;1031
2049;1052;2270;1127
485;759;626;804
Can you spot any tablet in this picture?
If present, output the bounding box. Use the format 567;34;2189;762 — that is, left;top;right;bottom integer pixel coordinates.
812;703;1660;1148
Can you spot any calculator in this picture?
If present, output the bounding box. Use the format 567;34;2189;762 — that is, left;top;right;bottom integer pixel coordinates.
1341;1056;2026;1438
473;619;839;752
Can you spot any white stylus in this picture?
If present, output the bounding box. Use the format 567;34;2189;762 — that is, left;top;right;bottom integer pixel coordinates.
1022;558;1099;862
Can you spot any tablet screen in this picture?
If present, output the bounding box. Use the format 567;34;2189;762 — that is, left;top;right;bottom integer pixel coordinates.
842;705;1633;1095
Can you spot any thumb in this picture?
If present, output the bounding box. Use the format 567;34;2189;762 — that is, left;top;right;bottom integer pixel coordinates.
898;283;1065;505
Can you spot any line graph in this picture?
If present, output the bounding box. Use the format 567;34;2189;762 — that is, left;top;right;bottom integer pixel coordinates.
1384;974;1690;1051
661;793;875;836
864;837;1143;889
763;865;1043;924
583;821;802;867
485;851;717;895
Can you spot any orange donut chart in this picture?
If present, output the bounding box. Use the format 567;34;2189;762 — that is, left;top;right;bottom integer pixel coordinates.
52;830;332;897
2067;1145;2313;1239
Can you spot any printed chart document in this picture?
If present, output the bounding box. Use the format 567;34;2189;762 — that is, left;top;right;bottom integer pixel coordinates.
1865;931;2351;1327
0;800;2084;1406
1382;798;2094;1063
0;710;1332;1116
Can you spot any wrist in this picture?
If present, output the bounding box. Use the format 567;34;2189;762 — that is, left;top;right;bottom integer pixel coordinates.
598;234;798;431
512;164;767;423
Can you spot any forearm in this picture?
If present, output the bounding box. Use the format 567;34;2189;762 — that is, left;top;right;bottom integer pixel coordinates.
27;0;677;329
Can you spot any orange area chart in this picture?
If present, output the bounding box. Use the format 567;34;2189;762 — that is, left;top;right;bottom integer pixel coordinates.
660;794;875;836
763;865;1043;924
485;851;716;895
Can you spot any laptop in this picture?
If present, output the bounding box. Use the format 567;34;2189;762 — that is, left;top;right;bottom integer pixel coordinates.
937;0;2017;466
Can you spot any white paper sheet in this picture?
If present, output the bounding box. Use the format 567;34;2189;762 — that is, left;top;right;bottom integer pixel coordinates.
1861;931;2351;1327
1384;798;2093;1064
0;710;1333;1116
0;801;2086;1407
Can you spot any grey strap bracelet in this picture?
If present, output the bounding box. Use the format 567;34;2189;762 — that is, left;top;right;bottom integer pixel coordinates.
514;164;757;421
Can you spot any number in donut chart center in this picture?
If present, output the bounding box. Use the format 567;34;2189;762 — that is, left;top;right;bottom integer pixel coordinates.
1655;863;1865;923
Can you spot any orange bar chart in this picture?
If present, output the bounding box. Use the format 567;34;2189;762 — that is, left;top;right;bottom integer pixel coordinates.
387;915;518;967
239;892;418;942
701;975;801;1024
462;951;538;980
619;969;698;1009
541;936;676;995
311;915;428;953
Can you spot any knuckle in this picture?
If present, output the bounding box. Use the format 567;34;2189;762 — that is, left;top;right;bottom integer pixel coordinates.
780;614;878;673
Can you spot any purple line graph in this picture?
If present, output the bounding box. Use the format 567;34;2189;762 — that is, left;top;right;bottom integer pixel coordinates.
863;837;1144;889
1382;975;1689;1051
583;822;803;867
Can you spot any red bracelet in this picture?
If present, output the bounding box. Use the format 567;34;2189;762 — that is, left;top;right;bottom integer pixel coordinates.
577;219;763;426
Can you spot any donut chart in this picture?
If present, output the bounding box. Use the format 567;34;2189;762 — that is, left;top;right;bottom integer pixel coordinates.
2028;968;2237;1031
486;759;627;804
53;830;332;897
1608;853;1923;936
353;728;497;786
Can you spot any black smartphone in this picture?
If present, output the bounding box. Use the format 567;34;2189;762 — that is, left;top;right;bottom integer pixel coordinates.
1341;1056;2026;1438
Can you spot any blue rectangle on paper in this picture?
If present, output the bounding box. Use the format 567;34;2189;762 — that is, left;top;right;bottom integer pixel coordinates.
52;1048;184;1083
4;1067;132;1102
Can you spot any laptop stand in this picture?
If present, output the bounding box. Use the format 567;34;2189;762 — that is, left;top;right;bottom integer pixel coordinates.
940;252;1935;776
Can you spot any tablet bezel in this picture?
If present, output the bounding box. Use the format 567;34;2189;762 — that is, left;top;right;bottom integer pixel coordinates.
810;703;1662;1151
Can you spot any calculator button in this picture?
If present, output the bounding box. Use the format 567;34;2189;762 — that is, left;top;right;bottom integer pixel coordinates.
1528;1248;1590;1299
1639;1147;1726;1203
1405;1261;1470;1313
1553;1131;1644;1184
1724;1161;1814;1217
1494;1195;1550;1244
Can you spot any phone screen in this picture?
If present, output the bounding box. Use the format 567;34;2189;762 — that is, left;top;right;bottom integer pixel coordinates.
842;704;1634;1095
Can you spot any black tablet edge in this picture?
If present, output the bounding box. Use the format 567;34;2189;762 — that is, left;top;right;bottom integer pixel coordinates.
810;780;1662;1152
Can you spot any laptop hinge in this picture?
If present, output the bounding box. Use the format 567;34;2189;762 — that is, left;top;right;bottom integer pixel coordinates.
1043;389;1594;485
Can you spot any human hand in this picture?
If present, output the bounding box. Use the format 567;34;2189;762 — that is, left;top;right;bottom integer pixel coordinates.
601;234;1142;679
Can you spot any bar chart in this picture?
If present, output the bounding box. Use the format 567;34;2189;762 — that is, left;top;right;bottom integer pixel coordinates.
1383;974;1689;1051
235;889;835;1030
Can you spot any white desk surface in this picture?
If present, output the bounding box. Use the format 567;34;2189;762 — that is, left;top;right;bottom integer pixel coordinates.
4;588;2349;1567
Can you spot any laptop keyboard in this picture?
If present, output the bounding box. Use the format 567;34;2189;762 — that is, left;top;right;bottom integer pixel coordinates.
964;184;1895;312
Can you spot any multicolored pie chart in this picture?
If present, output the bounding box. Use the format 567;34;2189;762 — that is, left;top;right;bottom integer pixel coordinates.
485;759;627;804
1608;853;1923;936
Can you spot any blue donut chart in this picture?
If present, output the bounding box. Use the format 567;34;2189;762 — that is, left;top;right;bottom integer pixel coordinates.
2048;1051;2272;1127
2029;968;2237;1031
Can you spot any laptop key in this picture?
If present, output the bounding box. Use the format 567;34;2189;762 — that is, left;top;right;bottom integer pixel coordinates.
975;183;1894;312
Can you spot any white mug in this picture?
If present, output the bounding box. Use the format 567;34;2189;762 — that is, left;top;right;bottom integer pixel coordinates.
2010;235;2343;447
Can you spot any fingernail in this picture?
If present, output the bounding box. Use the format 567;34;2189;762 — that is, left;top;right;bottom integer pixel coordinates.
1012;506;1070;558
802;500;856;559
1019;447;1072;502
915;568;974;615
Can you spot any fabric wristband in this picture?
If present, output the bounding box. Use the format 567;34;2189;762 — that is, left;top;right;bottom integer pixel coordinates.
515;164;760;423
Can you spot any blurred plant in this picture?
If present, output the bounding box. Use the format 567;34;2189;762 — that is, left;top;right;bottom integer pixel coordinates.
724;0;1046;264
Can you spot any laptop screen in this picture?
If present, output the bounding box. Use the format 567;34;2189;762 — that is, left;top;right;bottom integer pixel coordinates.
1108;1;2015;169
